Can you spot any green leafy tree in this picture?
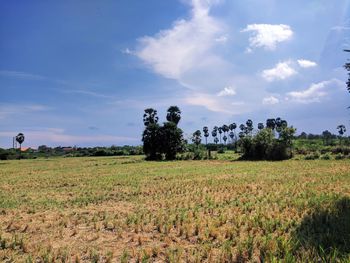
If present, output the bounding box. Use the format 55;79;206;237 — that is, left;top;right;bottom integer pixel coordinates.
142;123;161;160
239;120;295;160
142;106;184;160
160;121;185;160
322;130;332;145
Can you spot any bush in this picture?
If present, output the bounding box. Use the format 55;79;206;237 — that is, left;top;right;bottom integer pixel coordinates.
304;152;320;160
192;149;205;160
0;149;9;160
332;146;350;155
240;127;295;161
217;147;225;154
335;153;345;160
320;153;331;160
296;147;308;155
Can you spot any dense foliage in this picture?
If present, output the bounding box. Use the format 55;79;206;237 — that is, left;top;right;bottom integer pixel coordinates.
142;106;185;160
237;119;296;160
0;145;143;160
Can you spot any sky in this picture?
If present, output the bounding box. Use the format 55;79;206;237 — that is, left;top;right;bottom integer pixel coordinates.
1;0;350;148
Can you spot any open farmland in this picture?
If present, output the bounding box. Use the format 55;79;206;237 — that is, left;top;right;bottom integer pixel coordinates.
1;156;350;262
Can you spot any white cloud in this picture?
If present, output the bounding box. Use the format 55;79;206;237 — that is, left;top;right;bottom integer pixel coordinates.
135;0;225;80
241;24;293;51
286;79;342;103
261;61;297;81
297;59;317;68
217;86;236;96
262;96;279;105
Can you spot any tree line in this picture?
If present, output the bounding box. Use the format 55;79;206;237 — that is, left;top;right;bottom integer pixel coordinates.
191;118;296;160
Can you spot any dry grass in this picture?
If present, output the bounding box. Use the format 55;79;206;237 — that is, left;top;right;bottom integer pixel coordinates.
0;156;350;262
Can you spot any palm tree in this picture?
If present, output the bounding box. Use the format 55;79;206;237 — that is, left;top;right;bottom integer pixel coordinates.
212;129;218;144
229;131;234;143
218;127;223;143
344;49;350;95
223;135;228;144
266;118;276;131
246;119;253;135
16;133;25;151
281;120;288;128
143;108;159;126
214;137;219;144
239;124;246;135
337;124;346;135
166;106;181;125
337;124;346;144
231;123;237;147
203;126;209;145
192;130;202;147
222;125;229;144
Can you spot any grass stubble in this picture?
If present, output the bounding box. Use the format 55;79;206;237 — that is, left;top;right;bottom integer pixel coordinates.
0;156;350;262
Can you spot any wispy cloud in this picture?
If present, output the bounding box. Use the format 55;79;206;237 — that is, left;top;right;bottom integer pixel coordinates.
286;79;342;103
0;70;47;80
59;89;114;99
241;24;293;52
217;86;236;97
0;103;51;119
184;92;232;114
261;61;297;81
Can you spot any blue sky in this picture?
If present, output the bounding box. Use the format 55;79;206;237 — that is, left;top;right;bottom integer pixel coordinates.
1;0;350;148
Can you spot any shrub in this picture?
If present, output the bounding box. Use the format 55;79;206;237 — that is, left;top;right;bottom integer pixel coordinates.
331;146;350;155
320;153;331;160
240;127;295;161
304;152;320;160
193;149;205;160
335;153;345;160
217;147;225;154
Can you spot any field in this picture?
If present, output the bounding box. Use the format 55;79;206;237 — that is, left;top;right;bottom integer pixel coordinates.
1;156;350;262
